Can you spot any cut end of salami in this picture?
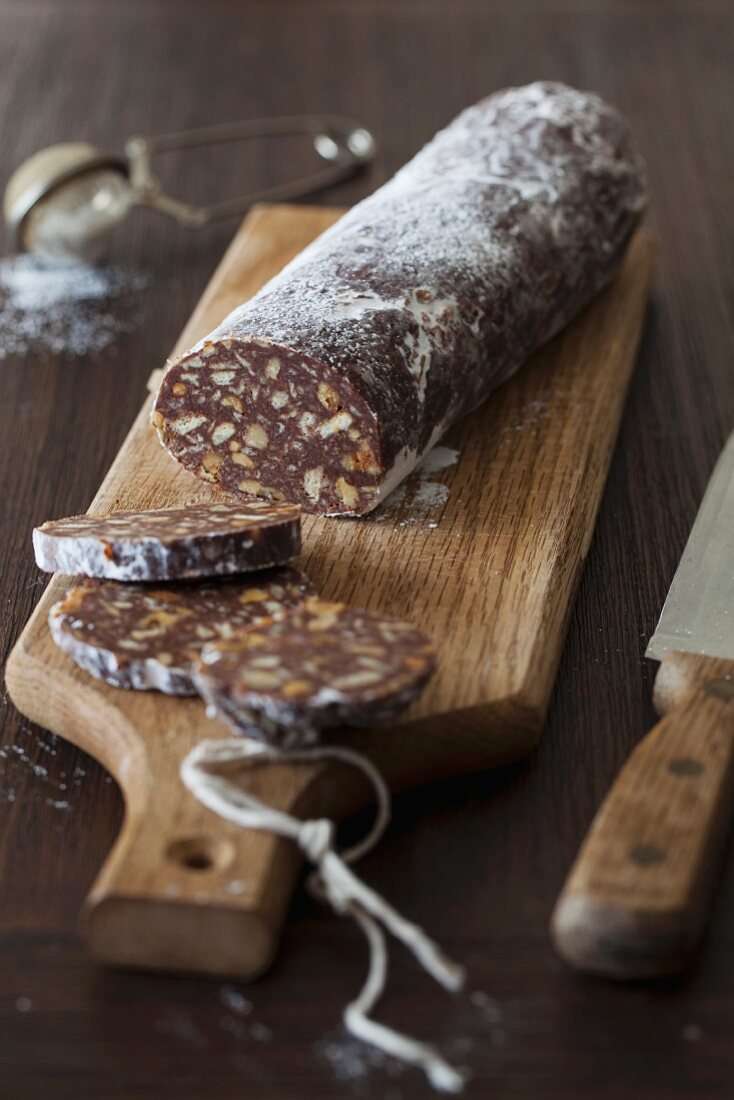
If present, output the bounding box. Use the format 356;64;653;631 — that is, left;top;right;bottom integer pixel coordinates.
193;598;437;747
153;341;384;515
33;500;301;581
48;568;315;695
153;81;647;516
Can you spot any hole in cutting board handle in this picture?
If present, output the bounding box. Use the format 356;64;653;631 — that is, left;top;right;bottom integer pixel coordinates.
166;835;235;873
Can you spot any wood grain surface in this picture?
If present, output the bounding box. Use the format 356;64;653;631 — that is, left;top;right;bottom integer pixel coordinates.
0;2;732;1098
5;200;654;979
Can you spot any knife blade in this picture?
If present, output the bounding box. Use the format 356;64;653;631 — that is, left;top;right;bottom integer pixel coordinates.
646;432;734;662
551;433;734;978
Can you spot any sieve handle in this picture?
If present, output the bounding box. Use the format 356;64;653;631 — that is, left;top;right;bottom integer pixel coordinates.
125;115;376;228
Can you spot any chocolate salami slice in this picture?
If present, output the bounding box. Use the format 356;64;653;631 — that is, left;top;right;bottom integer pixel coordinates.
153;81;647;516
193;598;437;747
49;568;315;695
34;500;301;582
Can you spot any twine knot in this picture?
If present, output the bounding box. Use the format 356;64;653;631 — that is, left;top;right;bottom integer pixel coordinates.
181;738;468;1093
297;817;334;864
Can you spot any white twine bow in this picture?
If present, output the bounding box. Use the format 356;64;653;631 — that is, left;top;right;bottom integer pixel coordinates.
180;738;468;1093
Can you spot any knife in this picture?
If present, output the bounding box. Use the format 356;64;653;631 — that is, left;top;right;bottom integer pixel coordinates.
551;432;734;979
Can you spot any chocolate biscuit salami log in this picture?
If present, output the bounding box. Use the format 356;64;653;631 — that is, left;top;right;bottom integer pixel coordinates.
49;568;315;695
153;81;647;516
33;500;301;582
193;598;437;747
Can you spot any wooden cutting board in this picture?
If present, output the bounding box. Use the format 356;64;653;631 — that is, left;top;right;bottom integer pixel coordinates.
5;204;655;979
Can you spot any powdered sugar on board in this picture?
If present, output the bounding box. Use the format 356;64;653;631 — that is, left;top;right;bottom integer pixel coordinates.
0;253;147;359
315;1030;409;1093
372;445;459;526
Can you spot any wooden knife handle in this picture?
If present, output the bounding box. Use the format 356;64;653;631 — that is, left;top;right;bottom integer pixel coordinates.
551;652;734;978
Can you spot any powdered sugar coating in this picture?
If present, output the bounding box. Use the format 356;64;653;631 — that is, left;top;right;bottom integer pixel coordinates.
33;500;301;581
154;82;647;515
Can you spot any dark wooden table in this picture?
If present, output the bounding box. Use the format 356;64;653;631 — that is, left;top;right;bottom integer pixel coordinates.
1;1;732;1096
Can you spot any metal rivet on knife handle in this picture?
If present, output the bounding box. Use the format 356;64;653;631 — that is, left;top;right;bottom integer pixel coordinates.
703;678;734;703
668;757;703;777
629;844;666;866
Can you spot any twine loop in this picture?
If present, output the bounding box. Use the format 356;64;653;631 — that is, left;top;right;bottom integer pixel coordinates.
181;737;467;1093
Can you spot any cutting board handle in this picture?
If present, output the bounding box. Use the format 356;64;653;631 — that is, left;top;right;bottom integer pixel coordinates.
5;643;314;978
551;651;734;978
81;698;538;978
79;739;305;977
81;761;292;977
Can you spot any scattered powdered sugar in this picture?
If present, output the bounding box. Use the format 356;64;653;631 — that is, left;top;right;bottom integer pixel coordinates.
373;444;459;526
0;253;147;359
315;1030;408;1094
469;989;503;1025
220;985;253;1016
410;480;451;512
500;398;552;435
155;1010;208;1050
314;989;508;1093
443;988;508;1061
217;985;275;1045
249;1021;274;1042
219;1015;274;1043
0;725;90;813
220;1015;249;1040
153;990;275;1054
